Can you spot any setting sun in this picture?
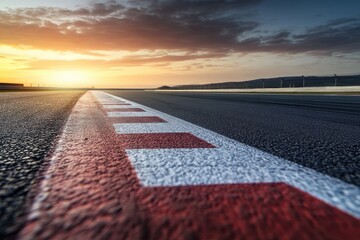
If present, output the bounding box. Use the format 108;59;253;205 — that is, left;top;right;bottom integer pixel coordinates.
51;70;89;87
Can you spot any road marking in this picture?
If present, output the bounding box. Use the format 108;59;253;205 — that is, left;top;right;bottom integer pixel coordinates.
99;101;128;104
108;111;158;117
118;133;215;149
94;91;360;218
103;104;132;107
106;108;145;112
114;122;187;134
109;116;167;123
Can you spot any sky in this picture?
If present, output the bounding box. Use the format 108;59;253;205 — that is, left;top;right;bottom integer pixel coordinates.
0;0;359;88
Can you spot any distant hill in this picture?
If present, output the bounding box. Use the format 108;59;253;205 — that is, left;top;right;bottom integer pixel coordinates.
159;74;360;90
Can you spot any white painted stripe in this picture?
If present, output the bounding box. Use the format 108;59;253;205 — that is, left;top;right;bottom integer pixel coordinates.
99;102;127;105
114;122;186;134
103;105;133;109
108;112;156;117
96;98;127;102
94;91;360;219
99;101;129;106
94;94;130;104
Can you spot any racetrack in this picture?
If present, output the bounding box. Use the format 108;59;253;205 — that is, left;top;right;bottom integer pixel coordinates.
106;90;360;186
1;90;359;239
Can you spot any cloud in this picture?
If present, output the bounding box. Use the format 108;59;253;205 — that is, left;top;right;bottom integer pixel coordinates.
0;0;260;54
22;51;226;70
0;0;359;65
241;17;360;54
290;18;360;53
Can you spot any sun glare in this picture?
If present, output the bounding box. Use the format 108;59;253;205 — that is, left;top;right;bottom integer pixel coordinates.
51;70;89;87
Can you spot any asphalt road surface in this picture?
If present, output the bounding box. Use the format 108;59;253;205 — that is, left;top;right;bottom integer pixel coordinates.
0;91;84;237
106;90;360;187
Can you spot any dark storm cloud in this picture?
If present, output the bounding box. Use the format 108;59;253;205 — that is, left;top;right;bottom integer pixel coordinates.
246;17;360;54
291;18;360;53
130;0;261;15
1;0;359;64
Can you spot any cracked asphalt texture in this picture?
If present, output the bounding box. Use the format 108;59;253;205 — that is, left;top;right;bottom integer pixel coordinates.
106;90;360;187
0;91;84;237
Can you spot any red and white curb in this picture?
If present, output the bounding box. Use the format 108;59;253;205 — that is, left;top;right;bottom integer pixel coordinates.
20;91;360;239
97;91;360;217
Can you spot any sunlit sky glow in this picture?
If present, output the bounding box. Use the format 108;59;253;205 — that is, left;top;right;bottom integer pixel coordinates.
1;0;359;88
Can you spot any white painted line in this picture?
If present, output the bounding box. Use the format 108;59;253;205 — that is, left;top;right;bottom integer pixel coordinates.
126;148;261;168
108;112;157;117
94;94;131;104
97;99;128;103
94;91;360;219
103;105;133;109
114;122;186;134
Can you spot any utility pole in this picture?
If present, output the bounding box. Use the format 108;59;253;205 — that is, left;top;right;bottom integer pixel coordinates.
262;79;265;88
334;74;337;86
302;75;305;87
280;79;283;88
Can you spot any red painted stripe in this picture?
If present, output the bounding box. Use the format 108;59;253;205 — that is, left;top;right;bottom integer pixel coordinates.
138;183;360;239
106;108;145;112
118;133;215;149
111;116;166;123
